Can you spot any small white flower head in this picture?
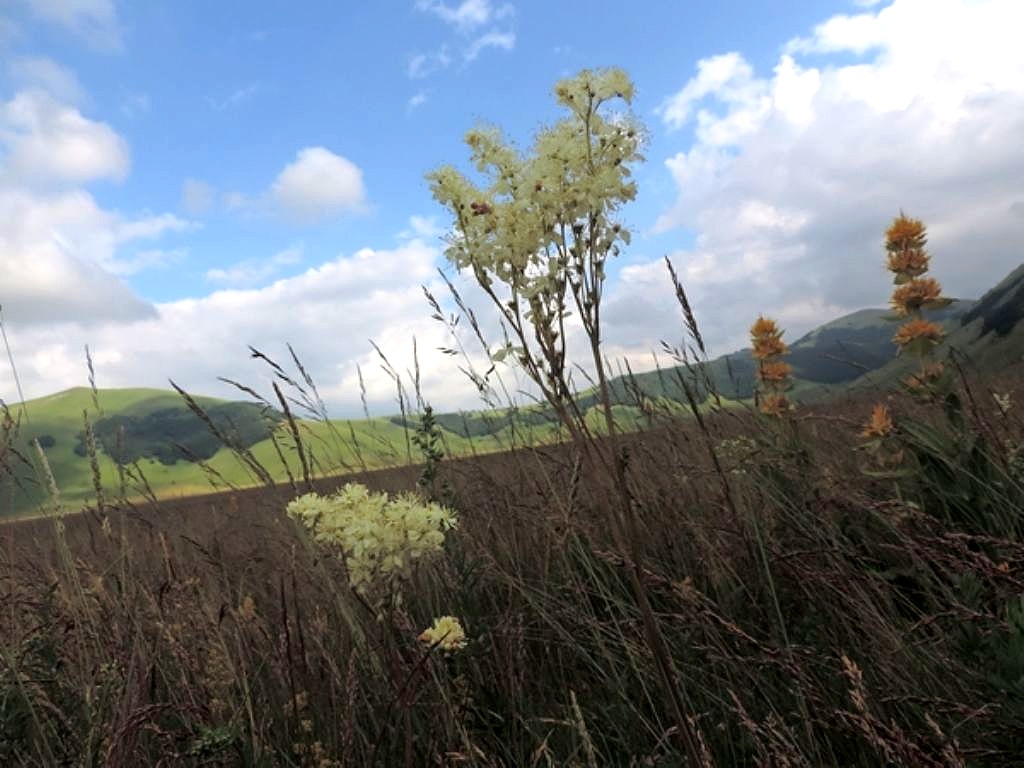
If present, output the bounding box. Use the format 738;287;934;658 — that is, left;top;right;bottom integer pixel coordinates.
286;484;457;597
418;615;467;652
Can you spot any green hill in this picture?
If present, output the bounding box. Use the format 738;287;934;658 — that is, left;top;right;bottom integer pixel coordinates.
3;265;1021;519
0;386;521;519
2;388;273;516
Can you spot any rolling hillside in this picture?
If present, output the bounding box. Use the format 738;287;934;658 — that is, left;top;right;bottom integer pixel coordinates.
2;388;271;516
429;297;979;439
2;264;1021;518
0;386;527;519
615;299;976;403
849;262;1024;389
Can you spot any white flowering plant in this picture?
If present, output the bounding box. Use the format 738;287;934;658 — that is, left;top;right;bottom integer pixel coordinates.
425;72;702;756
426;68;644;439
287;483;458;597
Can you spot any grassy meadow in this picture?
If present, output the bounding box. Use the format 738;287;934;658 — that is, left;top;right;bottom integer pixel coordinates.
2;338;1024;765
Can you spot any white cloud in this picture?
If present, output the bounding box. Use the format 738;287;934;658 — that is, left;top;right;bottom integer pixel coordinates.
0;240;489;415
0;84;193;328
0;186;193;322
0;90;130;186
0;188;158;325
774;296;850;328
408;46;452;79
464;30;515;62
415;0;513;33
413;1;515;70
21;0;121;51
401;215;444;240
650;0;1024;355
269;146;367;222
770;55;821;127
205;246;303;287
113;213;191;242
181;177;215;215
658;52;771;145
786;10;889;55
408;54;428;79
207;83;259;111
8;56;86;104
407;90;429;112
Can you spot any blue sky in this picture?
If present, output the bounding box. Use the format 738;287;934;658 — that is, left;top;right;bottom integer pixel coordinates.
11;0;838;301
2;0;1023;413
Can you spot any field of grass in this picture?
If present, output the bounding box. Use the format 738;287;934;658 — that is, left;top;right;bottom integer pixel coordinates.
3;352;1024;765
3;238;1023;764
1;62;1021;759
3;259;1023;765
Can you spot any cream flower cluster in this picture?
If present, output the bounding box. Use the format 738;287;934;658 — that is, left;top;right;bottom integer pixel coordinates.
287;483;457;595
426;68;642;301
418;615;467;652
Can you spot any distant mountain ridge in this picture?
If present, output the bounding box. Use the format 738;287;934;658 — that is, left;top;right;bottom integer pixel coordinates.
415;299;980;439
849;262;1024;389
588;262;1022;408
428;263;1024;438
595;301;975;400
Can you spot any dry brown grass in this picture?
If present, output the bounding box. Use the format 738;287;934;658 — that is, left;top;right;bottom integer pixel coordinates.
2;364;1024;766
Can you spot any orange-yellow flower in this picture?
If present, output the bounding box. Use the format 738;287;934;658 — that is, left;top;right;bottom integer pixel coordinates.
758;360;792;383
885;215;927;253
750;316;780;339
759;392;790;417
750;316;787;360
752;336;787;360
886;248;930;278
893;318;944;347
750;316;792;416
861;403;894;438
890;277;943;316
885;214;931;278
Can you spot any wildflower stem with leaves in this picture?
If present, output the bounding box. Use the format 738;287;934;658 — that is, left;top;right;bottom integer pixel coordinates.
427;68;705;764
750;316;792;417
885;213;952;391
